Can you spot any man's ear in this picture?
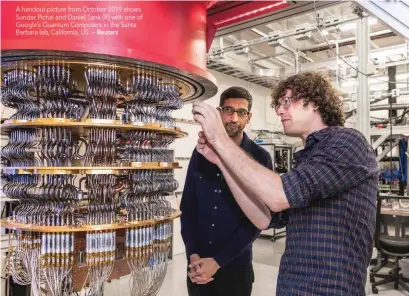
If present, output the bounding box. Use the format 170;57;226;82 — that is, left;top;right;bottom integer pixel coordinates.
312;103;319;111
248;112;252;123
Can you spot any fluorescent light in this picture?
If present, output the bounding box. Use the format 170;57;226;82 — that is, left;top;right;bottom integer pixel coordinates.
369;17;378;25
251;28;268;37
340;17;378;32
341;22;356;32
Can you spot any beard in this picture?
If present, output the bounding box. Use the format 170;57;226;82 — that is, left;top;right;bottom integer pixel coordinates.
225;122;243;138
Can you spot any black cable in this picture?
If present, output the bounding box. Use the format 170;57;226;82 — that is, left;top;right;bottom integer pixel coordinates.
390;97;393;193
371;109;409;122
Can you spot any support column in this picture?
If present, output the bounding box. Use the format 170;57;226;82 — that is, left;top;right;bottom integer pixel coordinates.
388;66;397;117
407;137;409;195
295;51;300;74
356;17;370;142
335;41;340;90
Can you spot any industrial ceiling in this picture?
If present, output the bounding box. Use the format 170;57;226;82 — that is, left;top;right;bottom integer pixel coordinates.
206;1;409;97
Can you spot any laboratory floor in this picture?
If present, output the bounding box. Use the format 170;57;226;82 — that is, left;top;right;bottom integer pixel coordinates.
156;237;409;296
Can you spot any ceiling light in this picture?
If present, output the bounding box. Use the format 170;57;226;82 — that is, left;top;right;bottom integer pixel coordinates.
369;17;378;25
340;17;379;32
340;22;356;32
251;28;268;37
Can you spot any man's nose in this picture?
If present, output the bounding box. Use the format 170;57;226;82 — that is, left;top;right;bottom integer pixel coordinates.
230;112;239;122
276;105;285;116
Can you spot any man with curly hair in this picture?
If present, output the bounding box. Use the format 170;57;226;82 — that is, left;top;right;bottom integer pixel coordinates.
190;71;379;295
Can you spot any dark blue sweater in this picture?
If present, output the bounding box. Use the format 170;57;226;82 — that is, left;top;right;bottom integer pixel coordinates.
180;132;272;268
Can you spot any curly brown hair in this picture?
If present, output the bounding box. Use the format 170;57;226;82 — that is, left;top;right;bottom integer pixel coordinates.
271;71;345;127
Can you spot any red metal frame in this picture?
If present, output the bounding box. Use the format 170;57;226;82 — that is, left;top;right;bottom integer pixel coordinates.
206;1;289;52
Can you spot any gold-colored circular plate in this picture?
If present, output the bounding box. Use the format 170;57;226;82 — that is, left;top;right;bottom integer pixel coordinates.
2;163;181;175
1;119;188;138
1;51;218;102
0;210;182;233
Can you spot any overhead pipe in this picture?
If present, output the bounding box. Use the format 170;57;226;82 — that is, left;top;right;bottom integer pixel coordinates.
370;103;409;111
208;14;360;56
303;30;395;53
344;90;409;102
246;29;393;65
371;90;409;100
344;91;409;119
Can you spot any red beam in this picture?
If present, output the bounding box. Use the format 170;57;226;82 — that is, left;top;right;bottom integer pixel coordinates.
206;1;289;52
206;1;220;10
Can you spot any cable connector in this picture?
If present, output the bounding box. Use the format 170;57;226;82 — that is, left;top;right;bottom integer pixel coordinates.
392;89;401;98
316;13;324;28
350;3;365;18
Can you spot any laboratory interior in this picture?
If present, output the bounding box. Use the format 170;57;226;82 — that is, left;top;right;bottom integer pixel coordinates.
1;1;409;295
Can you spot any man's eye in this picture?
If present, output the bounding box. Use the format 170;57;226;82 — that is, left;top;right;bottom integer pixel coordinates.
238;110;247;116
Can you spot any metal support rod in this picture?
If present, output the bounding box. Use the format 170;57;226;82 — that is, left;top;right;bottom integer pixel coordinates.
379;194;409;199
407;137;409;195
388;66;397;194
295;51;299;74
336;41;340;91
372;134;390;150
376;141;399;162
356;17;370;141
388;67;397;116
370;103;409;111
374;90;409;100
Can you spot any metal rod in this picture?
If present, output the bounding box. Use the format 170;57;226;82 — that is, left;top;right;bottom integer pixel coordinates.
370;103;409;111
379;194;409;200
336;41;339;91
356;17;370;141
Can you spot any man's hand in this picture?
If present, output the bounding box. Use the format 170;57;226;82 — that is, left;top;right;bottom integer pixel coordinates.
192;102;229;146
188;254;214;284
196;131;221;165
190;254;201;263
189;257;220;284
